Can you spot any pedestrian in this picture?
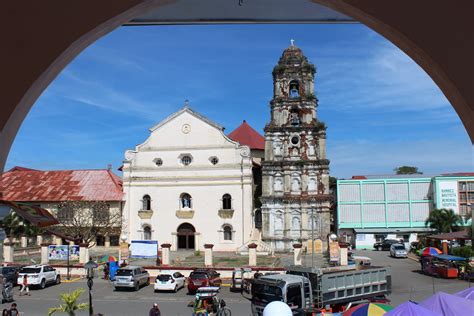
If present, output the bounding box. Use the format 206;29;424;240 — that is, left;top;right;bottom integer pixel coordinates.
9;303;18;316
149;303;161;316
104;263;109;280
2;309;9;316
19;274;30;296
254;270;262;279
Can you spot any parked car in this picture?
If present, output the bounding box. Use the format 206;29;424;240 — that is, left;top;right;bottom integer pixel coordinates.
113;266;150;291
17;265;60;289
154;271;186;292
187;269;222;294
373;239;399;251
0;266;21;286
390;244;408;258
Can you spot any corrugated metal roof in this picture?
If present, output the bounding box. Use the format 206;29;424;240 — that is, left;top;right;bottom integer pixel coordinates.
0;167;124;202
228;120;265;150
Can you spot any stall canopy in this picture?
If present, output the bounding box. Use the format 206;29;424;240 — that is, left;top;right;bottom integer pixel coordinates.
454;287;474;301
419;292;474;316
0;200;58;227
385;301;442;316
427;229;470;241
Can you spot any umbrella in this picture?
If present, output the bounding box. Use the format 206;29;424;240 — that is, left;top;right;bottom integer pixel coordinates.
343;303;393;316
419;247;442;256
419;291;474;316
384;301;442;316
454;286;474;301
99;255;117;262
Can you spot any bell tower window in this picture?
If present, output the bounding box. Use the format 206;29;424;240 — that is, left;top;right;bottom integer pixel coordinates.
290;108;300;126
289;81;300;98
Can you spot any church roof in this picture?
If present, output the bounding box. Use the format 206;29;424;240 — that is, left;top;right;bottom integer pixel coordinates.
0;167;124;202
149;103;224;132
228;120;265;150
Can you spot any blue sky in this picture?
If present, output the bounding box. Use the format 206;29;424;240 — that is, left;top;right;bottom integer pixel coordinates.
7;24;473;178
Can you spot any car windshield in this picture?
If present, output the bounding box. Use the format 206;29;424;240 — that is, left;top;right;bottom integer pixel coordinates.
20;267;41;274
190;272;207;279
394;245;405;250
252;283;283;304
157;275;172;281
116;269;133;276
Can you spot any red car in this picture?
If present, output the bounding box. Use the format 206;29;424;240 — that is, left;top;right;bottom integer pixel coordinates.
187;269;222;293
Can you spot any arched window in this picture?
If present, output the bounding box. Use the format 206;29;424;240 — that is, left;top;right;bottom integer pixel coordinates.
289;80;300;98
290;109;300;126
142;195;151;211
222;194;232;210
180;193;192;209
223;225;233;241
143;226;151;240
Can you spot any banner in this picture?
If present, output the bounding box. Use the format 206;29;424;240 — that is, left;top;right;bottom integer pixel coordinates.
329;241;340;262
438;181;459;213
120;242;129;260
48;245;79;261
130;240;158;258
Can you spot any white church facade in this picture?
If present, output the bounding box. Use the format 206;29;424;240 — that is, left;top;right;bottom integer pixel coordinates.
121;105;254;251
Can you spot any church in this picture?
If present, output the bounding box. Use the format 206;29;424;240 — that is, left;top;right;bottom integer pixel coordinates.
122;42;331;253
121;105;263;251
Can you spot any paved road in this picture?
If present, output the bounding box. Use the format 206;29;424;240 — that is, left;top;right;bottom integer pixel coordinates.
5;250;472;315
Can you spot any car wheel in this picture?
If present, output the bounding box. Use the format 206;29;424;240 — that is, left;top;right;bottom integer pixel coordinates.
174;285;178;293
135;282;140;291
56;275;61;284
40;279;46;289
146;278;150;286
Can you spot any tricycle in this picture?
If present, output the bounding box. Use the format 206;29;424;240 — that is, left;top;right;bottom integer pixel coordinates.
192;286;231;316
230;268;252;293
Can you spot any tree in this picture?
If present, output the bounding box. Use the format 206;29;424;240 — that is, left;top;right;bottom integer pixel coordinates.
394;166;422;175
54;201;123;246
48;288;88;316
1;210;41;238
425;208;462;233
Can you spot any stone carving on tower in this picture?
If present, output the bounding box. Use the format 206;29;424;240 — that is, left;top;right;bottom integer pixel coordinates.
260;42;332;251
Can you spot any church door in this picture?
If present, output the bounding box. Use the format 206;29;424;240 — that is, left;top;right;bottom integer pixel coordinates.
177;223;196;250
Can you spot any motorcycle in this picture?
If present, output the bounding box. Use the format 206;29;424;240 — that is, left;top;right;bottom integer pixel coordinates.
1;281;14;304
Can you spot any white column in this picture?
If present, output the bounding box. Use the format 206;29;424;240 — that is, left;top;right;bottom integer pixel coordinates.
194;233;200;251
293;244;302;266
204;244;214;267
3;239;14;263
20;236;27;248
248;243;257;266
339;245;348;266
105;236;111;248
41;243;49;264
55;236;62;245
161;244;171;266
36;235;43;246
79;244;89;264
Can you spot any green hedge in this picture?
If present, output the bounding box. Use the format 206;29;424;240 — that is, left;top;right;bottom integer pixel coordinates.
452;246;474;258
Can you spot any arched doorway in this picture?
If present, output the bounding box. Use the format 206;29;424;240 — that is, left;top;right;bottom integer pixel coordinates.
255;209;262;229
177;223;195;250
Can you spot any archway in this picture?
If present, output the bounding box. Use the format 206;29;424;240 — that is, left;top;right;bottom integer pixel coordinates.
255;209;262;229
177;223;195;250
1;1;473;174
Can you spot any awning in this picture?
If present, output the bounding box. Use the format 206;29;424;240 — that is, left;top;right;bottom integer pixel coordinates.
353;227;435;234
427;229;470;240
0;200;59;227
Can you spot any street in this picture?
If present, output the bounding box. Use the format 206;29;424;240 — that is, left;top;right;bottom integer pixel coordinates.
5;250;472;315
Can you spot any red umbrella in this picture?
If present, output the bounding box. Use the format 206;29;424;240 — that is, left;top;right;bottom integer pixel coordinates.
420;247;442;256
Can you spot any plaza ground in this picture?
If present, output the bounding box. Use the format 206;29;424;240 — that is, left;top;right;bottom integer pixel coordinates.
6;250;471;315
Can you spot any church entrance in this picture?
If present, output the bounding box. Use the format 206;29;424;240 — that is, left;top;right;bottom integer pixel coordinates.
177;223;195;250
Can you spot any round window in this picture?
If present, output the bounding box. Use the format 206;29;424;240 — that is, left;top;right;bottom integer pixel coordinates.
181;155;192;166
155;158;163;166
210;157;219;165
291;136;299;145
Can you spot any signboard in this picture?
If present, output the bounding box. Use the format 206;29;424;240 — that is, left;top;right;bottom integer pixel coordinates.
438;181;459;213
48;245;79;261
120;242;129;260
130;240;158;258
329;241;340;262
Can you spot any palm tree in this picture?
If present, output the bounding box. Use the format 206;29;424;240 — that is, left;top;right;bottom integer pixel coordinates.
48;288;88;316
425;208;462;233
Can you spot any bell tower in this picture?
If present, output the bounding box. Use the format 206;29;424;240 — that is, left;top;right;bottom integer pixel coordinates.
260;41;332;251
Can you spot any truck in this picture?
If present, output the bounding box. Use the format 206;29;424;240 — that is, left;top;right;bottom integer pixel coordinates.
251;265;391;315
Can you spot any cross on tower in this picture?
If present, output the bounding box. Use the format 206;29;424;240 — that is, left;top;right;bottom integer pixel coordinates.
290;39;295;46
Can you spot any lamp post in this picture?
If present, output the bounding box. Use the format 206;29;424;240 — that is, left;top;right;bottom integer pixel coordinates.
84;260;98;316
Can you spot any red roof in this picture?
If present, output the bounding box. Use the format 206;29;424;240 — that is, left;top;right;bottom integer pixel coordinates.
0;167;124;202
228;120;265;150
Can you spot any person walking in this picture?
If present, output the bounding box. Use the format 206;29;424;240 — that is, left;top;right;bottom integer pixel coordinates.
19;274;30;296
9;303;19;316
149;303;161;316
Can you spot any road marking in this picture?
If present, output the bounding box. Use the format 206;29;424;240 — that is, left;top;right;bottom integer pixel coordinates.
62;277;82;283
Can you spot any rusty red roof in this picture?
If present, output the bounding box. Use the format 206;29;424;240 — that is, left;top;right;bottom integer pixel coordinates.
0;167;124;202
228;120;265;150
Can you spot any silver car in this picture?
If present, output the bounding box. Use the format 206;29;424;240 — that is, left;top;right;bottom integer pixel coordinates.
390;244;407;258
113;266;150;291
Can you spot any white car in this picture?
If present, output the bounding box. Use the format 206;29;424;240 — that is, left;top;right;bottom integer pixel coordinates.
390;244;408;258
17;265;60;289
154;271;186;292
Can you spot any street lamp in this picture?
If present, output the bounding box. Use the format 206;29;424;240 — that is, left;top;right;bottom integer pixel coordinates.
84;260;98;316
